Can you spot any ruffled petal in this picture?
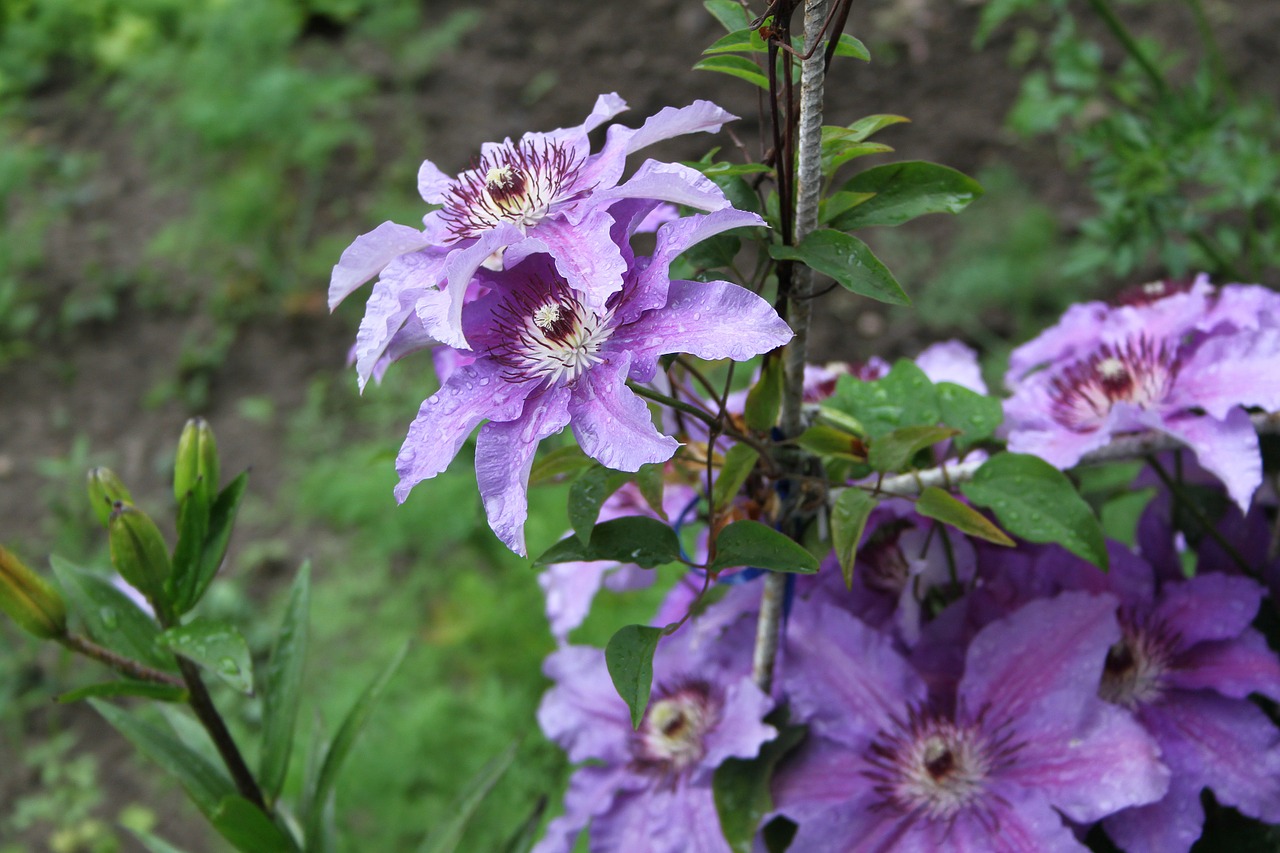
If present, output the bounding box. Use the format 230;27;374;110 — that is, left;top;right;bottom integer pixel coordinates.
1174;328;1280;419
328;222;429;309
530;764;630;853
568;356;679;472
537;558;620;644
416;158;453;204
1154;407;1262;511
595;159;731;215
915;340;988;394
437;222;527;348
352;250;448;388
1168;631;1280;702
523;209;628;309
537;645;632;763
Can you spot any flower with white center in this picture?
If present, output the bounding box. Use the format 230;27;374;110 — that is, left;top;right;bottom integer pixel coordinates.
393;207;790;555
328;93;740;360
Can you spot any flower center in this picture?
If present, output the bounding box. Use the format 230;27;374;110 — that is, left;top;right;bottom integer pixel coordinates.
439;139;583;240
1048;337;1179;432
1099;616;1174;709
865;706;1018;825
489;284;612;387
632;680;720;779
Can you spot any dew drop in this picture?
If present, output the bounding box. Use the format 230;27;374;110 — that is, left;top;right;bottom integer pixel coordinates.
218;658;241;676
99;608;118;630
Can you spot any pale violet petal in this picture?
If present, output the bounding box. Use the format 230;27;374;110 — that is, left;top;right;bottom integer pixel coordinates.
328;222;429;309
417;158;453;204
568;356;679;472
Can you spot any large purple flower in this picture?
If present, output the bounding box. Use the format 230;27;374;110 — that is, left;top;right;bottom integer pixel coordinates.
394;208;791;555
773;593;1168;851
329;94;737;361
534;616;775;853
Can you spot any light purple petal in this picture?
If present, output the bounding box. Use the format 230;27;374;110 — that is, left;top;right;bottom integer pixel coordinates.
593;785;731;853
437;223;527;348
476;387;573;555
328;222;429;309
597;159;732;214
1153;572;1263;647
416;158;453;204
568;356;679;472
523;210;628;308
393;361;531;502
352;251;448;387
537;558;620;643
1154;407;1261;512
1174;328;1280;419
365;310;437;387
1168;631;1280;702
536;645;632;763
1005;300;1110;387
915;340;988;394
623;100;737;156
699;678;775;771
530;764;630;853
1103;771;1205;853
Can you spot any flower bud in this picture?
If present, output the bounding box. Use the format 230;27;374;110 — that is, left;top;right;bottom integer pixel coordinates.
86;467;134;527
174;417;219;507
108;504;172;616
0;545;67;639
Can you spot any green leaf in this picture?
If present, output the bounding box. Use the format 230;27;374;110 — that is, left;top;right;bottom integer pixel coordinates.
305;641;410;850
417;742;519;853
826;360;940;439
935;382;1003;451
832;33;871;61
744;357;784;432
842;114;911;142
50;556;173;671
770;230;909;306
605;625;663;729
528;444;592;486
211;795;296;853
915;487;1015;547
713;444;760;511
831;489;878;589
961;453;1109;569
90;698;236;818
704;0;753;32
157;619;254;694
259;562;310;802
868;425;958;473
828;161;984;230
713;721;807;853
57;681;188;704
703;28;768;55
634;464;668;520
178;471;249;612
127;828;192;853
819;190;877;226
568;465;615;545
169;481;210;617
707;521;819;574
796;424;866;460
532;517;683;569
693;55;770;90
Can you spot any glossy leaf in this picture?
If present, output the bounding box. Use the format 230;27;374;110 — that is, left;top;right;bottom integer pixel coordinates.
57;681;187;704
50;556;172;670
832;489;878;588
936;382;1003;451
704;0;752;32
157;619;254;694
568;465;613;545
770;230;909;305
211;795;296;853
714;721;807;853
795;424;865;461
828;161;984;230
528;444;592;486
178;471;249;612
259;562;311;802
169;479;210;617
832;33;870;61
961;452;1108;569
707;521;819;574
713;444;760;512
915;487;1015;547
693;55;770;90
533;517;682;569
634;464;667;520
605;624;663;729
703;28;767;55
827;360;939;439
417;742;519;853
744;356;784;432
868;425;959;473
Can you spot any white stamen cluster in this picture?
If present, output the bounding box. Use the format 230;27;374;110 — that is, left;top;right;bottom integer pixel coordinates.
1099;617;1174;709
631;681;720;779
439;139;583;240
492;288;612;387
1049;337;1178;432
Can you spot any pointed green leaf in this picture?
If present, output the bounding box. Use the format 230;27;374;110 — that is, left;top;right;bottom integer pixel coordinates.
704;0;753;32
169;480;210;617
713;445;760;512
961;452;1108;570
826;360;940;439
693;55;770;90
528;444;592;486
417;742;519;853
819;190;877;226
90;698;236;818
211;795;295;853
57;681;187;704
828;161;984;230
868;425;959;473
179;471;248;612
714;721;807;853
832;489;878;589
533;517;682;569
605;625;663;729
832;33;870;60
936;382;1003;451
568;465;616;545
634;464;668;520
50;556;172;670
770;230;909;306
744;357;784;432
707;521;819;574
703;28;768;55
843;114;911;143
259;562;311;802
795;424;866;461
305;641;410;849
915;487;1015;546
157;619;254;694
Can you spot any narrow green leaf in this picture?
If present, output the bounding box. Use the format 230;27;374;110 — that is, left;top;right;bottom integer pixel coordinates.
305;641;410;849
693;55;770;90
568;465;618;545
713;445;760;511
867;425;958;473
703;28;767;55
795;424;865;460
157;619;254;694
50;556;172;670
935;382;1003;451
605;625;663;729
211;795;295;853
417;742;519;853
961;453;1109;570
832;33;871;60
713;721;807;853
634;464;667;520
842;114;911;142
259;562;311;802
915;487;1015;547
169;482;209;617
179;471;249;612
528;444;592;486
57;681;188;704
704;0;753;32
707;521;819;574
832;489;878;589
744;357;784;432
127;828;191;853
770;230;909;306
826;360;940;439
532;517;682;569
90;698;236;818
828;161;984;230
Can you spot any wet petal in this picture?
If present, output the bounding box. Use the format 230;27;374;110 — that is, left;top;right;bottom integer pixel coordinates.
524;209;628;308
1155;408;1262;512
1174;328;1280;419
537;645;632;763
1168;631;1280;703
328;222;429;309
568;357;679;472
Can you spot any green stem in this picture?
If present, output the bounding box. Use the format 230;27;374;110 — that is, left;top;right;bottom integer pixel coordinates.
58;633;186;688
1084;0;1170;99
627;381;719;428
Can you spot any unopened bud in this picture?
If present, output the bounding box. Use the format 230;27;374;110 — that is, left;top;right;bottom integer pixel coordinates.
174;418;219;507
108;504;172;615
86;467;134;527
0;545;67;639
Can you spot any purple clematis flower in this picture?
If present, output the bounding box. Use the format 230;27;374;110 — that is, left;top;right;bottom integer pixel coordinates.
773;593;1169;852
534;614;775;853
394;207;792;555
329;94;738;363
